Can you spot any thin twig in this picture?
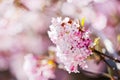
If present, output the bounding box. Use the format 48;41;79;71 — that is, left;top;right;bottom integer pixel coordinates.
93;49;120;63
98;54;115;80
93;49;120;80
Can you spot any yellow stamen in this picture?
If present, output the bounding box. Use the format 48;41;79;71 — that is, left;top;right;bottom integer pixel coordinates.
81;17;85;27
93;37;100;46
48;60;55;65
48;60;56;68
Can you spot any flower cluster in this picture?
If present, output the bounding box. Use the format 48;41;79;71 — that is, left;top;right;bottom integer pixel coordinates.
23;54;56;80
48;17;92;73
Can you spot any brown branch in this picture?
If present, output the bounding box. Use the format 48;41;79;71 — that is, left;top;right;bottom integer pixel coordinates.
93;49;120;63
93;49;120;80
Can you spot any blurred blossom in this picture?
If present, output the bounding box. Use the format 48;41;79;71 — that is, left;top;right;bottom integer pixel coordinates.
93;0;107;3
94;0;118;16
9;54;28;80
67;0;107;4
0;0;53;54
48;17;92;73
23;54;56;80
20;0;49;11
62;0;97;25
61;2;76;17
92;14;107;30
67;0;93;6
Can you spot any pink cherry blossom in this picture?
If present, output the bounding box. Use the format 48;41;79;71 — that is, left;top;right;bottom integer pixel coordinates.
23;54;56;80
48;17;92;73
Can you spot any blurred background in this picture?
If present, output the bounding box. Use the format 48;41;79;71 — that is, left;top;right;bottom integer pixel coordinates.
0;0;120;80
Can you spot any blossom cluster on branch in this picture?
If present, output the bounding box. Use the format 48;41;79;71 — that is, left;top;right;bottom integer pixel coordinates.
48;17;92;73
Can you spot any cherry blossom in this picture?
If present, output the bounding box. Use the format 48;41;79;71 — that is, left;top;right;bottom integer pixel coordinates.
48;17;92;73
23;54;56;80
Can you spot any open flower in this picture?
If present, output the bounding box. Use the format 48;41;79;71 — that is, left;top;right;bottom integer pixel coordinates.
48;17;92;73
23;54;56;80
